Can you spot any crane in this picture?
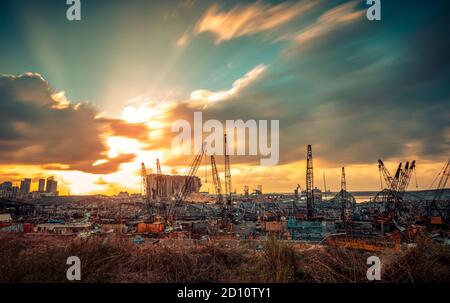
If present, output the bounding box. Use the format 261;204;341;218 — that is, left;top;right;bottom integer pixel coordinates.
306;145;314;220
142;162;159;218
433;158;450;203
378;160;401;203
156;159;162;199
378;159;417;227
429;158;450;218
244;185;249;197
210;155;224;204
397;161;416;198
167;144;206;225
141;162;148;203
294;184;301;201
224;133;232;206
340;167;347;221
379;160;416;204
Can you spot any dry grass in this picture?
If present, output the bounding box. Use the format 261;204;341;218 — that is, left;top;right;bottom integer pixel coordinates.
383;237;450;283
0;234;448;283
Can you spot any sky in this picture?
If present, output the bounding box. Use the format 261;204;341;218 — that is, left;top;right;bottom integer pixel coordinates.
0;0;449;195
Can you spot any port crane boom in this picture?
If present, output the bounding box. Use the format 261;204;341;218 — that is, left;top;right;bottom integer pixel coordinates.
156;159;162;199
433;158;450;203
378;159;417;227
429;158;450;218
378;160;415;203
167;144;205;224
141;162;149;204
306;145;314;220
341;167;347;221
224;133;232;206
210;155;224;204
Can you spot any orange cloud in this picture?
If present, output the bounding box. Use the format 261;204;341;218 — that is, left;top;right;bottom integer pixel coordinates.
194;1;318;43
295;1;365;44
0;73;148;175
101;118;150;140
70;153;137;175
190;64;267;103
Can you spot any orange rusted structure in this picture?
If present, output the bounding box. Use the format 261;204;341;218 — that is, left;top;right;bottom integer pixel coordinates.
326;235;400;252
137;222;165;234
263;221;286;232
430;216;444;225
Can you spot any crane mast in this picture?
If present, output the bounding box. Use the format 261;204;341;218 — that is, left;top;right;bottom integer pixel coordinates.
306;145;314;220
378;159;417;228
224;133;232;206
429;158;450;217
433;158;450;203
244;185;249;197
398;161;415;197
340;167;347;221
167;145;205;224
210;155;224;204
323;172;328;200
156;158;162;199
141;162;148;202
379;160;415;204
378;160;400;203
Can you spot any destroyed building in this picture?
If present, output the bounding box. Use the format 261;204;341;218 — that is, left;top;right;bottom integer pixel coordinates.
146;174;202;199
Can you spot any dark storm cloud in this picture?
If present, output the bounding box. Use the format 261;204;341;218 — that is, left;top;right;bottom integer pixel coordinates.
0;73;143;173
1;1;448;173
271;4;450;164
159;0;450;167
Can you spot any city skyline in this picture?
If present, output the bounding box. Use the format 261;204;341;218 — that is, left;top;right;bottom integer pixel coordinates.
1;175;58;197
1;0;449;195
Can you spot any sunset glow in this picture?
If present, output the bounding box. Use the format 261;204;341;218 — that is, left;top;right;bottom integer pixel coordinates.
0;0;448;196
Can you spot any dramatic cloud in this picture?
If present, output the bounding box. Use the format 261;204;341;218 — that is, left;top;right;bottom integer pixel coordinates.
100;118;150;141
148;2;450;169
1;1;449;193
190;64;267;103
74;153;136;174
294;1;365;44
193;0;318;43
0;73;146;174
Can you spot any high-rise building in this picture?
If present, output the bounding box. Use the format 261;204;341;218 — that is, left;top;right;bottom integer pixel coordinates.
20;178;31;194
46;177;54;193
1;181;12;190
38;179;45;192
51;181;58;194
46;177;58;194
0;181;15;198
